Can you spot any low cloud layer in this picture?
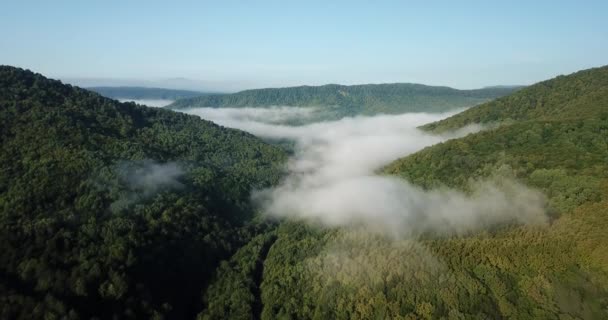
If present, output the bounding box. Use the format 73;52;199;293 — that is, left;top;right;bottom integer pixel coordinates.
110;160;184;212
189;106;319;125
120;160;184;193
185;107;547;235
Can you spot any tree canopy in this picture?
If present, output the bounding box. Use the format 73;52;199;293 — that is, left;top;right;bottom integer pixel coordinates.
2;65;607;319
0;66;285;319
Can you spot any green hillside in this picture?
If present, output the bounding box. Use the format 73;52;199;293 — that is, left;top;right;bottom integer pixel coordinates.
168;83;519;115
200;67;608;319
422;65;608;132
88;86;207;100
2;65;607;320
0;66;286;319
381;67;608;318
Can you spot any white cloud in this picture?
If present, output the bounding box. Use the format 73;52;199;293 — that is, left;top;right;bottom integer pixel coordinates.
185;107;547;235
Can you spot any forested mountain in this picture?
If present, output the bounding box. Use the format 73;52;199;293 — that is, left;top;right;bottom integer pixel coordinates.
168;83;519;115
0;66;286;319
422;66;608;132
201;67;608;319
88;86;207;100
2;65;608;320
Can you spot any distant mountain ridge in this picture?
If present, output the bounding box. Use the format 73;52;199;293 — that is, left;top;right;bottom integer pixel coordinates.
88;86;208;100
168;82;521;115
0;66;286;319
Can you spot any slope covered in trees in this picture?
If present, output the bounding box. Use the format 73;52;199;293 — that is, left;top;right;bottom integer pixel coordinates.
378;66;608;318
168;83;519;115
200;66;608;319
88;86;207;100
422;65;608;132
3;64;607;319
0;66;286;319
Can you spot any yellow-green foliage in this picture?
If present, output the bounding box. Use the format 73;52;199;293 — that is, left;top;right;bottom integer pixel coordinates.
209;66;608;319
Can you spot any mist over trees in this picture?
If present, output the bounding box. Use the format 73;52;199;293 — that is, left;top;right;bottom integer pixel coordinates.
202;66;608;319
1;65;608;319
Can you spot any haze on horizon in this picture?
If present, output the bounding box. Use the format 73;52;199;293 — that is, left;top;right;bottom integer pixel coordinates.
1;1;607;92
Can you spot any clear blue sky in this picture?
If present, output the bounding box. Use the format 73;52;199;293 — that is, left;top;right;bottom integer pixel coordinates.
1;1;607;91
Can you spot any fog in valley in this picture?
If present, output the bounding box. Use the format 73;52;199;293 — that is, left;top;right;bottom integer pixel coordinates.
184;106;547;236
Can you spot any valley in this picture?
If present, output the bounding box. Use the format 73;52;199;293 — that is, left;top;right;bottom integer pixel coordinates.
1;65;607;319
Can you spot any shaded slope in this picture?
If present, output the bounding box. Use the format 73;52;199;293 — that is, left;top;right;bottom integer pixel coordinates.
0;66;286;319
198;232;278;320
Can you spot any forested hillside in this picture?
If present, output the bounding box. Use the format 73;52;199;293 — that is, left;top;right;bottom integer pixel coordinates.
88;86;206;100
201;67;608;319
2;65;607;320
168;83;519;115
422;65;608;132
0;66;286;319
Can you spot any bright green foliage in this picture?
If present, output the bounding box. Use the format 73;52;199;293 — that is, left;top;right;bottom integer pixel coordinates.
256;218;608;319
168;83;518;116
203;66;608;319
423;65;608;132
0;66;286;319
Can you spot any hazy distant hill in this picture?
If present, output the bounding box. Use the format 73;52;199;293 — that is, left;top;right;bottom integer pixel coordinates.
88;86;207;100
168;83;520;115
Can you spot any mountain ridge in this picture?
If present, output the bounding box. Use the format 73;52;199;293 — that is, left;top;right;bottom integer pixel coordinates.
87;86;209;100
421;65;608;132
167;82;521;115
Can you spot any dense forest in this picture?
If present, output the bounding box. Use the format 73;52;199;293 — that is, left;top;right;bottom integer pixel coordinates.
88;87;207;100
0;66;286;319
201;67;608;319
168;83;520;116
2;65;608;319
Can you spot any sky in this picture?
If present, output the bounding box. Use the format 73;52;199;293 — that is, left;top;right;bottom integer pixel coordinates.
1;1;607;91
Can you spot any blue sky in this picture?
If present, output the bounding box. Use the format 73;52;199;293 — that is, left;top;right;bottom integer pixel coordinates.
1;1;607;91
